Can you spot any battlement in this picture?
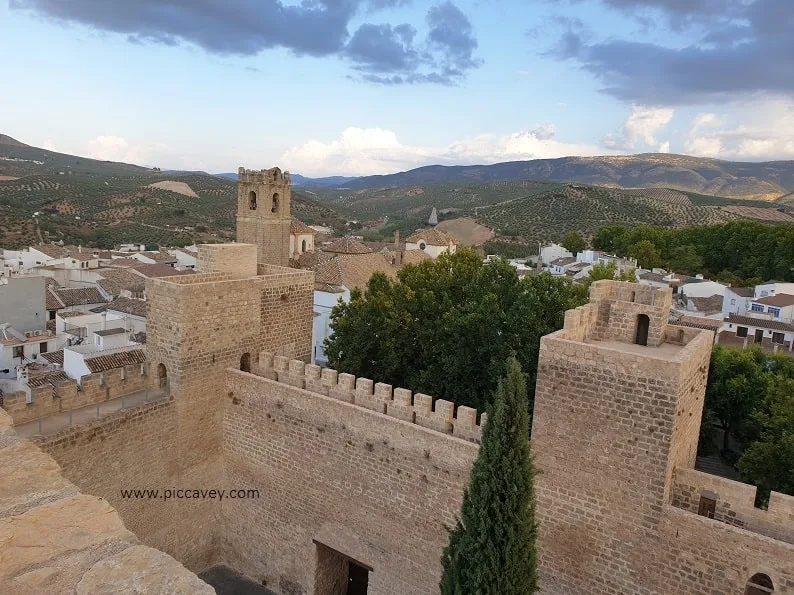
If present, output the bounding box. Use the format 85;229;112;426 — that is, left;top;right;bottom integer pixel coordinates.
1;363;150;425
257;351;486;443
237;166;290;184
672;467;794;545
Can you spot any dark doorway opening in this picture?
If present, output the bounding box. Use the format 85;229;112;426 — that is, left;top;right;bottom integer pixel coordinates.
157;363;168;391
754;329;764;344
314;541;371;595
240;352;251;372
347;562;368;595
635;314;650;346
745;573;774;595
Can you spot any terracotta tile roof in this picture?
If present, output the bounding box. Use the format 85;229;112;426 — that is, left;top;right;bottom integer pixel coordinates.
638;272;667;283
725;313;794;332
674;316;722;330
323;237;372;255
754;293;794;307
39;350;64;365
32;244;70;258
405;228;455;247
57;310;87;319
27;371;70;389
143;251;177;264
64;252;96;262
92;296;148;318
728;287;755;297
290;218;316;234
550;257;577;267
128;263;191;278
96;268;146;296
51;286;106;307
399;250;431;266
687;294;724;314
46;286;64;310
107;258;142;267
84;348;146;373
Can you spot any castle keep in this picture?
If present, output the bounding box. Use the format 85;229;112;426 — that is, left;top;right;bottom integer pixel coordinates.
1;166;792;594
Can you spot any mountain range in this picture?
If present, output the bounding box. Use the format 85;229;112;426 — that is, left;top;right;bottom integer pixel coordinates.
2;134;793;201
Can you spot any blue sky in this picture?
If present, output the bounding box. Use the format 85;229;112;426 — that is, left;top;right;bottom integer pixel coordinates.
1;0;792;176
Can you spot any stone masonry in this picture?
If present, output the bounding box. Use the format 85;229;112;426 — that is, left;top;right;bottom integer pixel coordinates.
237;167;292;268
4;166;793;595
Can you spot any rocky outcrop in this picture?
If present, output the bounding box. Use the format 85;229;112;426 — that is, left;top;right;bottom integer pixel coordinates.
0;409;214;594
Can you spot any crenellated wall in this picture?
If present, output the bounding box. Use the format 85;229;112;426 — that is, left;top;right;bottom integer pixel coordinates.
672;467;794;544
222;367;479;595
260;352;486;443
1;363;149;425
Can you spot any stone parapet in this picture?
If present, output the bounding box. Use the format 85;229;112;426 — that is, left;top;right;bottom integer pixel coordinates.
672;467;794;544
259;351;486;443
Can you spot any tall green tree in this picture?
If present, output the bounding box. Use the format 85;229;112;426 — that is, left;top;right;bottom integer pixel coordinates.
440;357;538;595
628;239;663;269
666;244;704;275
703;346;768;451
737;376;794;503
325;249;586;412
561;231;586;255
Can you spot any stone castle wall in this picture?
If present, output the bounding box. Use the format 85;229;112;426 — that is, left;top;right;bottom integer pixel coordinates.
222;368;478;595
2;363;149;425
0;407;212;594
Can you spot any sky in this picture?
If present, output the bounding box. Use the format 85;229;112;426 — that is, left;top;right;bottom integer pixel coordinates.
1;0;792;176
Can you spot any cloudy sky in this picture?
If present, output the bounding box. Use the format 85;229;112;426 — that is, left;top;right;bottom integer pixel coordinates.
1;0;792;176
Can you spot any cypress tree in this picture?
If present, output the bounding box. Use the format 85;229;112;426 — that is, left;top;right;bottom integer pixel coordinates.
440;356;538;594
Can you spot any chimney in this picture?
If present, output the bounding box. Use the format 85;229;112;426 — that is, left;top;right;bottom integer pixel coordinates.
393;230;400;249
78;245;82;253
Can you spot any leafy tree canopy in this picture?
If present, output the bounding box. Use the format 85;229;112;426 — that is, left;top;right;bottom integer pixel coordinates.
324;249;587;412
561;231;586;255
581;261;636;289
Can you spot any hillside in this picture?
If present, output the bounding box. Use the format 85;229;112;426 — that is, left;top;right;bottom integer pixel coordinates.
310;154;794;201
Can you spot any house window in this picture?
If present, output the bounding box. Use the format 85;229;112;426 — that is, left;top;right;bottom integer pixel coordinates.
730;298;736;305
39;341;48;354
49;310;56;320
737;326;748;338
12;346;23;359
768;307;780;318
751;303;764;312
760;290;769;297
772;332;785;344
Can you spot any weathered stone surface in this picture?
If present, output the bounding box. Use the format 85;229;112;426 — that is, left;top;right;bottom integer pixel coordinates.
76;545;216;594
0;440;78;517
0;494;135;577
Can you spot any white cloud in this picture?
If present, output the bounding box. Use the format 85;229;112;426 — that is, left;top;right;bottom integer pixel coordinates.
684;99;794;160
85;135;178;168
281;126;615;177
658;141;670;153
603;105;674;150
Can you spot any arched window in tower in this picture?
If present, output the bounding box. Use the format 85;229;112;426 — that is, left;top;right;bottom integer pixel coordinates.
635;314;650;346
273;170;279;182
272;193;280;213
248;190;257;210
745;573;774;595
157;363;168;391
240;352;251;373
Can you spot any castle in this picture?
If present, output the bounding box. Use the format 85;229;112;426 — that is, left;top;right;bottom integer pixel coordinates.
1;167;792;594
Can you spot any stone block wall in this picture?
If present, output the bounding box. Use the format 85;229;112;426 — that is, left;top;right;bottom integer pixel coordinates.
1;363;149;425
0;407;213;594
260;352;486;443
197;242;258;277
672;467;794;544
221;368;479;595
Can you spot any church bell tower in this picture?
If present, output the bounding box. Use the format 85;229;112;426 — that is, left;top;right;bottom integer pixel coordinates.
236;166;292;267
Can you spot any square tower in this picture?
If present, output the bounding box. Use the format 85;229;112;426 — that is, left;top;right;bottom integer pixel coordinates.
237;167;292;267
531;280;714;594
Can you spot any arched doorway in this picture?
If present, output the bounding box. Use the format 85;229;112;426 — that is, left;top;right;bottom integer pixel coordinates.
746;573;774;595
635;314;650;346
240;352;251;373
248;190;257;210
301;239;307;253
157;363;168;390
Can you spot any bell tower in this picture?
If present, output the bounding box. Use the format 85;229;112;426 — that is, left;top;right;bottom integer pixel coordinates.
236;166;292;267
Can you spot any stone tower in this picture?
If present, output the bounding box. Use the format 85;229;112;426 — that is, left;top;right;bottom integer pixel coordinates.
531;280;713;594
237;167;292;267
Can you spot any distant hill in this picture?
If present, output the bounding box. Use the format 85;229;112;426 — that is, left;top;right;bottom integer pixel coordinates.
327;154;794;201
215;171;360;188
0;134;153;177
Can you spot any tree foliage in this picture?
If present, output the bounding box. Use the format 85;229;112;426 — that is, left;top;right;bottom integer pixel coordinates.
591;221;794;283
325;249;587;413
561;231;586;255
440;357;538;595
581;261;636;289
